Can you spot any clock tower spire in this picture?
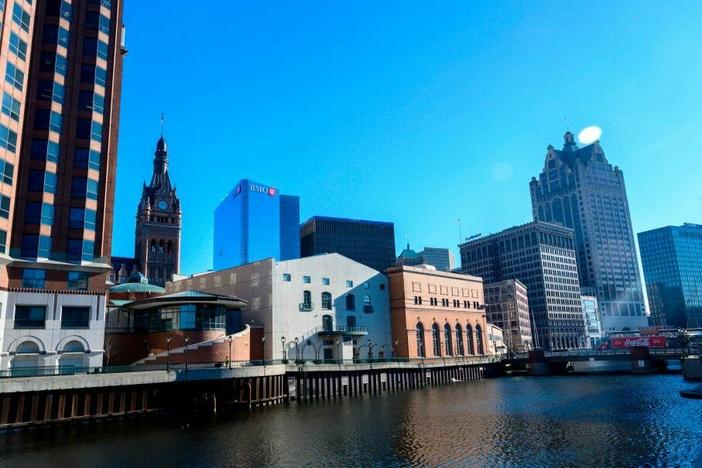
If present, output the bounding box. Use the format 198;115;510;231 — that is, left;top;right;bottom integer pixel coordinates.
134;129;182;286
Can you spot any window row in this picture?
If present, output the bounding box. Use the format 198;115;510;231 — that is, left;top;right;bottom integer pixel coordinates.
20;235;94;261
14;305;91;329
20;268;89;290
282;273;383;290
415;322;486;357
300;291;373;313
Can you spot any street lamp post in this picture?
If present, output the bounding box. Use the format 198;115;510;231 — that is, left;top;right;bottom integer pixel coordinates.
294;337;300;361
228;335;233;368
184;337;190;371
166;336;172;372
281;336;286;362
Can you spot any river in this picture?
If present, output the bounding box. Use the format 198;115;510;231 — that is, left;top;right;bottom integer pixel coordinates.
1;374;701;467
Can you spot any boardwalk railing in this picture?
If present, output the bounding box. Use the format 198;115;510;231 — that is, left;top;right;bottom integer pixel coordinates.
0;355;500;379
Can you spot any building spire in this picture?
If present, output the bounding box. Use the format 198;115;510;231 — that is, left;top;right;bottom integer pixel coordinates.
160;112;165;137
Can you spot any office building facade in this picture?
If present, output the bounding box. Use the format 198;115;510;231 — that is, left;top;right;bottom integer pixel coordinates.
581;295;602;347
387;264;490;359
213;179;299;270
530;131;647;332
638;223;702;328
168;253;392;361
484;279;533;352
300;216;396;272
459;222;586;350
0;0;125;372
418;247;455;272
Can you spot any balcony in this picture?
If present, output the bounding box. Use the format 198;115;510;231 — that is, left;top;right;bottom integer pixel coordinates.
316;325;368;337
299;302;314;312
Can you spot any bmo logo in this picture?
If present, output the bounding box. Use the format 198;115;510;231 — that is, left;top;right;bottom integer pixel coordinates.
250;184;277;196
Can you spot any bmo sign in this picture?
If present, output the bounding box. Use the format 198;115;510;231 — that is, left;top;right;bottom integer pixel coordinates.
250;183;277;196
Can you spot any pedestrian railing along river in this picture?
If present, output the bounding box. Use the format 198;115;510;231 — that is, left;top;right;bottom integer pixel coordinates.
508;348;687;361
0;355;500;379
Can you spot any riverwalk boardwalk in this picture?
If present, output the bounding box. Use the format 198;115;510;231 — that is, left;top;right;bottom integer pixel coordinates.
0;358;496;430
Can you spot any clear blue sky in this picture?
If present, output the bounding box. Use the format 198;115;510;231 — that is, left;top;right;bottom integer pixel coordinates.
113;1;702;274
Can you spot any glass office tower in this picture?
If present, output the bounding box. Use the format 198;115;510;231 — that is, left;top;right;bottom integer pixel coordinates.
638;223;702;328
213;179;299;270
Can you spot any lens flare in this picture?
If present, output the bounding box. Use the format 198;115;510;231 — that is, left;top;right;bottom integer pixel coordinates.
577;126;602;145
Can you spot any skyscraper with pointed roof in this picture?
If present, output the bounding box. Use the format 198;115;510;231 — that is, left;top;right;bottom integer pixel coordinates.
529;131;647;333
134;134;182;286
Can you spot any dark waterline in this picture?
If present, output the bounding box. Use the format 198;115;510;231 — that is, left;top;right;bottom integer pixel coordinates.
1;374;701;467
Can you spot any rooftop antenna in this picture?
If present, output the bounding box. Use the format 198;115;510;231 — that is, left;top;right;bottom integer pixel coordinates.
563;115;569;132
160;112;165;137
457;218;462;244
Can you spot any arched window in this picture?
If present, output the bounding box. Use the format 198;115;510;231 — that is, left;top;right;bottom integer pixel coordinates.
432;323;440;356
150;238;157;253
455;324;464;355
444;323;453;356
322;314;333;332
321;292;332;310
15;341;40;354
476;324;484;355
345;294;355;310
158;239;164;253
302;290;312;310
466;324;475;354
346;315;357;328
63;340;85;353
416;322;426;357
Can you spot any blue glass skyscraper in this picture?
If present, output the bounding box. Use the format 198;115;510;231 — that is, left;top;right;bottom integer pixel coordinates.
638;223;702;328
214;179;300;269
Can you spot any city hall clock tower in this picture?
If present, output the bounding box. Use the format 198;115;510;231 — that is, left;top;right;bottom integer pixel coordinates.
134;134;182;286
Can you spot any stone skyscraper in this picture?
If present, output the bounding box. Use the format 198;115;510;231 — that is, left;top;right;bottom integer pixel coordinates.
529;132;647;333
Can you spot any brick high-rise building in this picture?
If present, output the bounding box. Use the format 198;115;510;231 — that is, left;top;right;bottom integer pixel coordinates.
530;131;647;333
459;221;586;350
0;0;125;372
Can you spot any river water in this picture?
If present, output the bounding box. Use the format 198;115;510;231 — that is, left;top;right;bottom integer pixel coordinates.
1;374;701;467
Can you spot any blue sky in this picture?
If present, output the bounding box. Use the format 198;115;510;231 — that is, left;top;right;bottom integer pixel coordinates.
113;1;702;274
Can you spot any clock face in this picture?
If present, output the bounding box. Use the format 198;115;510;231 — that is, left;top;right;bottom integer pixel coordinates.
158;200;168;210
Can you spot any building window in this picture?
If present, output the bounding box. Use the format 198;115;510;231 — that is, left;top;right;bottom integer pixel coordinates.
0;158;14;184
41;203;54;225
345;294;355;310
87;178;99;199
1;93;21;121
321;292;332;310
432;323;440;356
22;269;46;289
416;322;426;357
15;306;47;329
96;66;106;86
61;306;90;329
476;324;485;355
0;194;10;218
346;280;353;288
346;315;357;328
379;283;385;291
69;207;85;229
466;324;475;354
0;125;18;153
322;314;333;332
456;324;464;355
282;273;291;282
9;32;27;60
58;26;70;47
303;275;311;284
0;230;6;254
73;148;101;170
5;63;25;91
12;4;31;32
444;324;453;356
300;290;312;311
21;235;51;258
99;13;111;34
363;282;369;289
322;277;330;285
68;272;88;290
363;295;372;313
414;296;422;305
50;111;63;133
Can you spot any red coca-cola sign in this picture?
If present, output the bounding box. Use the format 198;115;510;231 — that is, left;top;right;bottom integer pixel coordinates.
610;336;667;349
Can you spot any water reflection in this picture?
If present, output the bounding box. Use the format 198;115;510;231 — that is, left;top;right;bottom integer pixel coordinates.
1;375;701;467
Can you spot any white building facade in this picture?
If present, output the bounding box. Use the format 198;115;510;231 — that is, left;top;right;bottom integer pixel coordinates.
167;254;392;361
582;295;602;348
0;287;107;373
